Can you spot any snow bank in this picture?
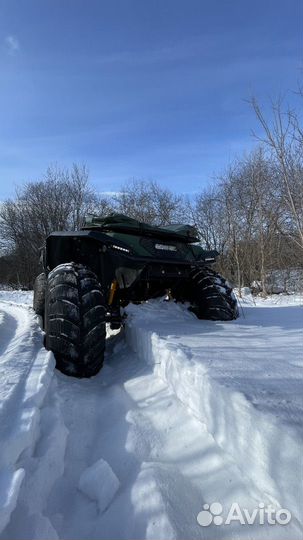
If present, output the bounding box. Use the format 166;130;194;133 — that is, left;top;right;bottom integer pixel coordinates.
130;464;176;539
0;302;58;536
0;470;25;534
78;459;120;513
235;288;303;308
265;268;303;294
125;299;303;528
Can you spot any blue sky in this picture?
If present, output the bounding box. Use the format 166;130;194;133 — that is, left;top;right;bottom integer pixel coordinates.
0;0;301;199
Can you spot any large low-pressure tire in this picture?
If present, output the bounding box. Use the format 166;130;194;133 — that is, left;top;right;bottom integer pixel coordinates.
44;263;106;378
33;272;47;317
189;266;239;321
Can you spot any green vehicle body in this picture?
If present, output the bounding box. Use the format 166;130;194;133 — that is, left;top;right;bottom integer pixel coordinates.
43;214;218;317
36;213;238;377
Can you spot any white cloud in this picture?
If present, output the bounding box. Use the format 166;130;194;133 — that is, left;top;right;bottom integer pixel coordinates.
5;35;19;55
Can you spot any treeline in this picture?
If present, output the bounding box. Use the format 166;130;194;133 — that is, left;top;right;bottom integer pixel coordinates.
0;98;302;293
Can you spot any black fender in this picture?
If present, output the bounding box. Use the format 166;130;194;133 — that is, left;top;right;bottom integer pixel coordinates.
45;230;131;286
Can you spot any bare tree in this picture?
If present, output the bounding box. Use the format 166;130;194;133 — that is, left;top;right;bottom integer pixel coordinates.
193;184;229;253
0;163;109;287
193;148;288;294
251;97;303;250
114;179;188;225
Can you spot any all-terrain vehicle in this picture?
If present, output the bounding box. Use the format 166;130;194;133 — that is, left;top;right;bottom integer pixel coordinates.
33;214;238;377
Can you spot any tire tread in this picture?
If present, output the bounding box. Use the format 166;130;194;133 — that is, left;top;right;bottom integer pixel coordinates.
189;266;239;321
45;263;106;377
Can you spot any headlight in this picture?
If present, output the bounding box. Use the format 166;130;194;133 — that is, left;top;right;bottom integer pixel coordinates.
111;244;130;254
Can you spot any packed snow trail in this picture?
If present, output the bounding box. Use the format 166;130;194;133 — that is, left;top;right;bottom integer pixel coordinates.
0;291;302;539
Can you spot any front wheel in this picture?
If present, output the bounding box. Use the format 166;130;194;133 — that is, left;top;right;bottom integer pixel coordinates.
44;263;106;377
189;266;239;321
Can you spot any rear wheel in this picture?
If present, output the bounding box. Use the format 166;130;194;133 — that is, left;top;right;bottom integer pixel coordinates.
189;266;239;321
45;263;106;377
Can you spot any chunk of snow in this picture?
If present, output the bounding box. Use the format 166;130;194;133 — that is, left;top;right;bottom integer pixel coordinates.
78;459;120;514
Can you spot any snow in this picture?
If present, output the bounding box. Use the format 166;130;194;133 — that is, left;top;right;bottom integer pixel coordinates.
0;290;33;306
0;290;302;539
0;294;57;535
125;297;303;525
0;469;25;534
